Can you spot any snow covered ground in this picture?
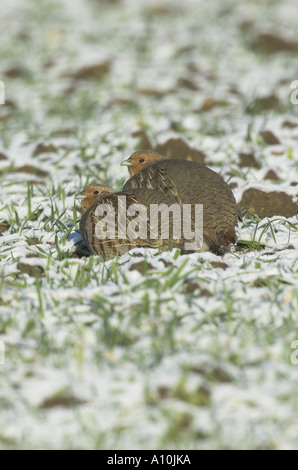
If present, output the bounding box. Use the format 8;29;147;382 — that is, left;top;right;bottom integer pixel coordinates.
0;0;297;449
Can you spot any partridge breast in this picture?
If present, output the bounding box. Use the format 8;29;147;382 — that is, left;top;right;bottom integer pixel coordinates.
79;188;190;260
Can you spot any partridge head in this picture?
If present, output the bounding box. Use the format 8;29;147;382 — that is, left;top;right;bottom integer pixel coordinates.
121;150;165;176
75;183;115;210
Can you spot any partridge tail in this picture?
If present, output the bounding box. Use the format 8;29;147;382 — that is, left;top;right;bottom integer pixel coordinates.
220;226;237;247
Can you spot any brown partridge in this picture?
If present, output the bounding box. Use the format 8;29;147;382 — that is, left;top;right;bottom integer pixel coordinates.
76;183;190;260
121;150;239;251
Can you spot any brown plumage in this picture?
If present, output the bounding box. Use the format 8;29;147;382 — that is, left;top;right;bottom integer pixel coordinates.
121;150;239;250
76;183;189;260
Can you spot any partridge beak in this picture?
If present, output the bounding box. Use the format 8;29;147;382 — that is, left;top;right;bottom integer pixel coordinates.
75;191;86;200
120;158;132;167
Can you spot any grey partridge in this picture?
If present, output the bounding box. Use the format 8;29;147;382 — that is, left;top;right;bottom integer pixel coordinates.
76;183;192;260
121;150;239;251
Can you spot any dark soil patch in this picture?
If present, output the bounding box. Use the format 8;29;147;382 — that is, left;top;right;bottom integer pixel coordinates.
13;165;49;177
154;137;206;163
69;60;111;80
260;130;281;145
0;222;10;235
251;32;298;54
129;261;155;273
17;261;45;278
239;188;297;218
238;152;259;168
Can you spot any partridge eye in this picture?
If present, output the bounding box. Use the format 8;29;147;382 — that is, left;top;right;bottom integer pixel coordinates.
139;158;144;163
94;190;99;194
